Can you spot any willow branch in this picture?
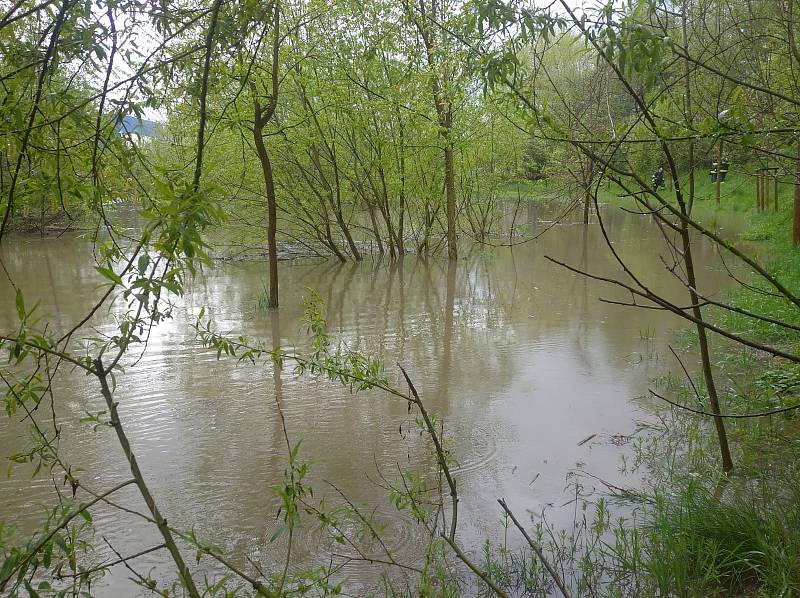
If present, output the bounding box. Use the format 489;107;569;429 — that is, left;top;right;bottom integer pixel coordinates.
498;498;571;598
0;479;136;592
95;357;201;598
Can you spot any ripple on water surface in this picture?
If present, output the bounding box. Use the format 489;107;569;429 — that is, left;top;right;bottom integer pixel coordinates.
0;216;740;593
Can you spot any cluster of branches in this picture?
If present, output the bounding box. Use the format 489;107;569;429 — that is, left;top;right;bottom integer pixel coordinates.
155;0;534;306
465;0;800;472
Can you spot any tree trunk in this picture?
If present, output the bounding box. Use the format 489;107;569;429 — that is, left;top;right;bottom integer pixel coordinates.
333;208;361;260
366;199;384;254
377;167;399;259
444;139;457;260
253;114;279;309
321;207;347;262
679;223;734;471
251;1;280;309
682;0;696;214
411;0;457;260
398;118;406;255
329;147;363;260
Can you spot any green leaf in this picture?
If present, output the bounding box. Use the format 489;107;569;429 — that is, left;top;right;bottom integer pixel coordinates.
137;254;150;274
269;525;286;542
15;289;25;321
53;533;68;554
97;266;122;285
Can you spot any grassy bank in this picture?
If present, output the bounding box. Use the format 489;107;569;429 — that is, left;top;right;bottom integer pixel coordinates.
475;171;800;597
645;170;800;595
622;170;800;596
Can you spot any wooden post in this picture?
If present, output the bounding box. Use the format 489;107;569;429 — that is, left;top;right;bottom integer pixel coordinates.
774;169;779;211
793;143;800;246
756;170;761;211
765;170;771;211
715;141;722;204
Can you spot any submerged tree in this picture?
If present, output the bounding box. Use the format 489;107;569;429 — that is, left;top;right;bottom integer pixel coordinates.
251;1;282;308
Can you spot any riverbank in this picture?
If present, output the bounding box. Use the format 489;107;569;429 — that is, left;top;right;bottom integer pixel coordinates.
644;170;800;596
476;170;800;596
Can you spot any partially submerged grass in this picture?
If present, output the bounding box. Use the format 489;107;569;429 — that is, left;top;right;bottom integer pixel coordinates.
475;454;800;597
643;473;800;597
634;172;800;595
471;172;800;597
256;281;271;312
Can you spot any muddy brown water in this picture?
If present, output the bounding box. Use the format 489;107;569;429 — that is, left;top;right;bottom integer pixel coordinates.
0;206;739;595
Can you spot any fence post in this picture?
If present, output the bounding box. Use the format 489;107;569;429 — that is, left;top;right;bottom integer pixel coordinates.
793;143;800;246
716;143;722;204
756;170;761;211
774;169;779;211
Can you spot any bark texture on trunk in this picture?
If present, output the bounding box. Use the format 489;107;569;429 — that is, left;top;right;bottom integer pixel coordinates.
679;223;734;472
254;109;279;308
252;2;281;308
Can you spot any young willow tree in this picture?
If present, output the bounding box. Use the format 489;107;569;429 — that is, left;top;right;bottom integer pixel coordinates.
251;1;282;308
164;0;524;263
466;0;800;473
402;0;472;260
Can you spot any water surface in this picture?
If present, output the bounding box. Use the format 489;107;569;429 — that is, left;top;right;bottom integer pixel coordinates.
0;206;737;594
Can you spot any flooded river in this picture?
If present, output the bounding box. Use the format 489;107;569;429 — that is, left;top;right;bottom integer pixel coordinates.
0;206;737;595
